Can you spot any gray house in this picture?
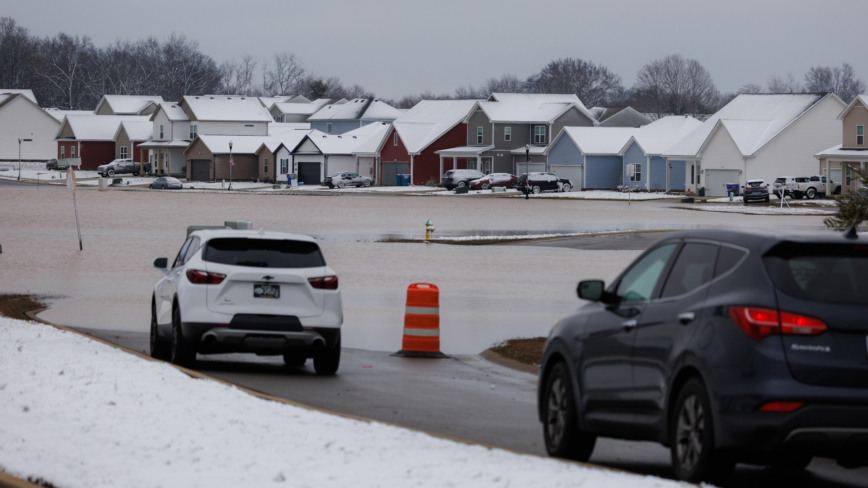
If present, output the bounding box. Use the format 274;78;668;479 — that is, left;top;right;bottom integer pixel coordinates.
307;98;403;134
436;93;598;176
270;98;345;123
588;106;652;127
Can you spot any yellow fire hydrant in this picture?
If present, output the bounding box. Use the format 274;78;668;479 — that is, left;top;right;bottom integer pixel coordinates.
425;220;435;242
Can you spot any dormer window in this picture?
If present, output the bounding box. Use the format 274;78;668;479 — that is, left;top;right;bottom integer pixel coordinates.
858;125;864;146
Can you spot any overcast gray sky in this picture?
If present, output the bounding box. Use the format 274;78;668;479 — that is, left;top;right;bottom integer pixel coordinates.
7;0;866;99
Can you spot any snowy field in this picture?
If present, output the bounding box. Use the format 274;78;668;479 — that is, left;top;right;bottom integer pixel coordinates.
511;191;682;200
707;195;838;206
677;205;836;215
0;317;683;488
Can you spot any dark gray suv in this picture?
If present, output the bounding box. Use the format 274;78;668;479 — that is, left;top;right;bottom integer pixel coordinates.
538;229;868;483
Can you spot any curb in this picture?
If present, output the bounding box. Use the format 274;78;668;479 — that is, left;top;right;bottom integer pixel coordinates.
480;349;540;375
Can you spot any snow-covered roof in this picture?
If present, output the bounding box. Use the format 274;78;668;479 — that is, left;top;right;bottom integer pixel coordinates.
95;95;163;115
553;127;638;155
815;143;868;160
591;106;652;127
114;120;153;141
470;93;596;125
273;98;339;116
137;140;189;149
631;116;703;155
189;135;267;154
389;100;477;154
44;108;94;121
150;102;189;122
308;98;402;122
0;89;37;104
434;146;495;155
269;123;310;135
664;93;837;158
258;95;310;109
304;122;392;155
509;145;547;155
550;116;703;157
837;94;868;120
180;95;273;122
56;115;150;141
256;130;312;155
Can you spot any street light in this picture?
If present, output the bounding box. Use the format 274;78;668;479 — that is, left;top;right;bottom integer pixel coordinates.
18;138;32;181
228;140;233;191
524;144;530;200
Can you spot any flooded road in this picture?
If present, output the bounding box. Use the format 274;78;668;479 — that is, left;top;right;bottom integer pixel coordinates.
0;186;828;354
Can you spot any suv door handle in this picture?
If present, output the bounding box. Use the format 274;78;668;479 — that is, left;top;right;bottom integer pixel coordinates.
622;319;638;330
678;312;696;325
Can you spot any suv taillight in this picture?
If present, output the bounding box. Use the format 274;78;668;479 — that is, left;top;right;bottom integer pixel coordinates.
186;269;226;285
309;276;338;290
728;307;827;340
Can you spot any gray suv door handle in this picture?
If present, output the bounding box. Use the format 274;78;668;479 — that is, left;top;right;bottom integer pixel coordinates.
678;312;696;324
622;319;638;330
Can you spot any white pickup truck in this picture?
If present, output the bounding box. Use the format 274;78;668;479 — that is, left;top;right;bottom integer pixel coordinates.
773;176;828;199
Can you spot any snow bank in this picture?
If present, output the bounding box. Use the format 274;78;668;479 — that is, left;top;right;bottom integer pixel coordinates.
511;191;681;200
677;205;835;215
0;318;682;488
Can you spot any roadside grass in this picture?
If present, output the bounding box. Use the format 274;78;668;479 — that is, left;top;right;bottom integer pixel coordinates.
0;294;46;320
490;337;547;366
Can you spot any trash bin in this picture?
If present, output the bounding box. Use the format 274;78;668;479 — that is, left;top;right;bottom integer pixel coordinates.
726;183;739;195
286;174;292;186
396;174;410;187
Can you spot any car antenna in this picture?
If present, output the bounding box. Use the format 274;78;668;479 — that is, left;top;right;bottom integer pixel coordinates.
843;225;858;239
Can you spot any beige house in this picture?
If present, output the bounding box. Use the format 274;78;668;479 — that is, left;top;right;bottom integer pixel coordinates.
815;94;868;194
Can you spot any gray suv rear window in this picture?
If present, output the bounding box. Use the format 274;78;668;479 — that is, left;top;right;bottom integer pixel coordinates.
763;243;868;305
203;238;325;268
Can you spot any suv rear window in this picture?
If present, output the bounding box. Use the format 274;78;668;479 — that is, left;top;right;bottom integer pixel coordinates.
746;181;764;188
203;238;325;268
763;243;868;305
775;178;786;184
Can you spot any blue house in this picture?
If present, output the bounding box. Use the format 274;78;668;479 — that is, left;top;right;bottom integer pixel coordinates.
546;116;701;191
307;98;403;134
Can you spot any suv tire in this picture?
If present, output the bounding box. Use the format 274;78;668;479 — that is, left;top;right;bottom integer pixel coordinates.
532;186;541;194
150;298;170;360
313;334;341;375
671;378;734;484
107;169;115;177
457;181;467;188
170;303;196;368
562;183;571;193
806;187;817;199
543;362;596;461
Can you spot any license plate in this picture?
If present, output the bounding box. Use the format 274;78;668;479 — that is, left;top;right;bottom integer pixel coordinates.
253;284;280;299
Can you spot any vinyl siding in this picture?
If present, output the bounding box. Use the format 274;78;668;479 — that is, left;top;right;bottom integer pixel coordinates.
585;156;622;189
196;121;265;136
698;125;744;185
0;96;60;160
215;154;257;180
649;156;667;191
842;100;867;149
115;127;131;160
466;109;491;146
493;123;530;150
551;106;594;137
622;142;647;188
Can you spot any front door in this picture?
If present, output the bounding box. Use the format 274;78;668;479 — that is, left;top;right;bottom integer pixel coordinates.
579;243;679;434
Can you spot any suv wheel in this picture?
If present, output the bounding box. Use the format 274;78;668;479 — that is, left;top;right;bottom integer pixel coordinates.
150;298;170;360
671;378;734;483
107;169;115;177
806;187;817;199
170;303;196;368
562;183;572;193
532;186;541;194
313;334;341;375
543;362;596;461
457;181;467;188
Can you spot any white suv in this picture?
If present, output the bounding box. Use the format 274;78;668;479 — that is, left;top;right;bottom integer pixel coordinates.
150;229;343;374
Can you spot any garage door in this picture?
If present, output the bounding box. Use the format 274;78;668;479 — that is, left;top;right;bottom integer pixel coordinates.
190;160;210;181
297;162;322;185
551;165;583;190
705;170;741;197
515;163;546;175
382;162;409;186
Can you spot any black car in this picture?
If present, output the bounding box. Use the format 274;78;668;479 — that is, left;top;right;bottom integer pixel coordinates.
743;179;770;204
518;172;573;194
45;158;59;171
440;169;484;190
538;229;867;483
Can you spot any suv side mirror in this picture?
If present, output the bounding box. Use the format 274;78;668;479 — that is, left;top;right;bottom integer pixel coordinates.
577;280;606;302
153;257;168;270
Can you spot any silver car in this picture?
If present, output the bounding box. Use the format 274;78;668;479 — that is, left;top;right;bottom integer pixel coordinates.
149;177;183;190
323;172;372;188
98;158;141;177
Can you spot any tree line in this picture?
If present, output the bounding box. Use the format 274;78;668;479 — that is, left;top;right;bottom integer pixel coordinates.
1;17;864;114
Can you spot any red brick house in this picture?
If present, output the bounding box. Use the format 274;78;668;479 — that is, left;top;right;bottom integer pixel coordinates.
55;115;150;169
376;100;477;185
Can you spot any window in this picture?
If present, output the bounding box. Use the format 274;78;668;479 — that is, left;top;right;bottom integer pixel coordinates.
264;158;268;173
160;125;164;139
715;246;747;277
615;243;677;303
173;237;194;269
533;126;546;144
70;146;75;158
182;237;201;265
763;242;868;305
203;238;326;269
120;146;128;159
631;163;642;182
327;123;332;134
858;125;864;146
281;159;288;174
660;243;719;298
276;116;283;123
189;125;197;139
846;165;851;186
477;127;483;144
60;146;65;159
504;127;511;141
394;133;398;146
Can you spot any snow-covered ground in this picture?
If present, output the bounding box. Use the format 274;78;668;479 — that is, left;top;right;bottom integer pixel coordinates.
408;188;521;196
678;205;836;215
0;317;683;488
511;191;682;200
706;195;837;206
426;230;637;242
183;181;272;190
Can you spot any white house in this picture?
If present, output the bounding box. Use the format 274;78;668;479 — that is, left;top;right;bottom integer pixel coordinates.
664;93;845;196
281;123;392;185
94;95;163;116
0;93;61;161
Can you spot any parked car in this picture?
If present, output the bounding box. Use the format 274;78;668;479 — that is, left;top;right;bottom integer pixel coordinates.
789;175;828;199
150;229;342;374
324;172;372;188
518;172;573;194
149;177;182;190
98;158;141;177
538;229;868;483
440;169;484;190
470;173;518;190
772;176;795;198
742;179;770;204
45;159;59;171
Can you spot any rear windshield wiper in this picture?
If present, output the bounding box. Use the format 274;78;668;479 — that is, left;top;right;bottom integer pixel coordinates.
234;260;269;267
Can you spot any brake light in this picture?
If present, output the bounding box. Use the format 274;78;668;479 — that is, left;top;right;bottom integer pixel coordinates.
759;401;803;413
186;269;226;285
729;307;827;340
308;276;338;290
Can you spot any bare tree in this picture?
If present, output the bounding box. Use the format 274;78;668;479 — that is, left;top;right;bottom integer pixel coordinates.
804;63;866;103
766;73;801;94
262;52;305;96
634;54;720;116
34;33;97;109
454;84;485;99
481;74;526;95
219;54;258;95
526;58;623;107
738;83;764;94
0;17;40;93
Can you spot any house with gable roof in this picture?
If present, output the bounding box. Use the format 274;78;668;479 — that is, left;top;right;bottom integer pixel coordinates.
270;98;345;123
664;93;845;197
94;95;163;116
307;98;403;134
282;123;392;185
54;115;150;169
0;92;61;161
815;94;868;195
112;120;152;167
436;93;598;177
588;106;652;127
